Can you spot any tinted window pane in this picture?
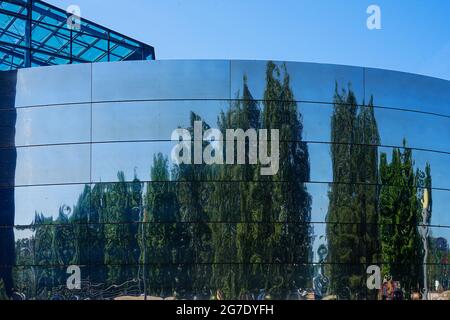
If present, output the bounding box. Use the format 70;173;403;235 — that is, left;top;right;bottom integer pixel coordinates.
310;143;450;189
0;70;19;109
92;141;174;183
426;226;449;293
92;100;228;143
231;60;365;104
30;266;89;300
365;68;450;117
92;60;230;102
14;184;89;227
432;190;450;227
15;144;90;186
233;223;313;264
14;227;35;266
302;103;450;153
0;109;17;147
374;107;450;153
9;182;448;229
90;141;449;188
15;104;91;146
15;64;91;107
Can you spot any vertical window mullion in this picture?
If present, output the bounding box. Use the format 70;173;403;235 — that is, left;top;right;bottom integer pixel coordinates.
107;32;111;62
24;0;33;67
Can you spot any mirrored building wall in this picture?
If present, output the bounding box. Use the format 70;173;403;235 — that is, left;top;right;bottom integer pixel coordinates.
0;60;449;300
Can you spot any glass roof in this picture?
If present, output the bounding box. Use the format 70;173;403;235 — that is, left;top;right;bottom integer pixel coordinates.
0;0;155;71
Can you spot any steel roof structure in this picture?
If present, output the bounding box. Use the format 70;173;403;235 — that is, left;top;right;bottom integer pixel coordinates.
0;0;155;70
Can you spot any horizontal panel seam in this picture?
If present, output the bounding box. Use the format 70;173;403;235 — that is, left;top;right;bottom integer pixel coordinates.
5;98;450;118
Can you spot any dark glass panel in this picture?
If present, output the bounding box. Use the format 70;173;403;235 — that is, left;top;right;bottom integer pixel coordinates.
0;44;26;71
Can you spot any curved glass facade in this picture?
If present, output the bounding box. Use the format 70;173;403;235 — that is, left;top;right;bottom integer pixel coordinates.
0;60;449;300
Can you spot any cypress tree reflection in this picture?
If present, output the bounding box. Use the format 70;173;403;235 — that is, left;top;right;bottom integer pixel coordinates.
326;87;381;300
7;62;446;300
379;144;430;298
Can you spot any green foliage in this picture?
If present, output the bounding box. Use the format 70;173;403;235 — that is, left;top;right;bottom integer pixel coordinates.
33;213;57;294
71;185;91;267
326;89;381;299
172;113;213;297
89;183;107;283
261;62;312;296
0;280;9;300
10;62;312;299
142;153;180;297
379;143;426;295
210;62;312;298
103;172;141;286
10;62;436;300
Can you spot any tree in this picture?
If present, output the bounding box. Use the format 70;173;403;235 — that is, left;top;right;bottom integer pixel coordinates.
173;112;214;298
260;63;313;296
71;185;92;268
104;172;140;286
207;62;313;299
14;234;35;298
379;141;424;297
0;280;8;300
276;64;312;292
355;96;381;299
89;183;107;284
232;76;261;297
326;87;381;299
142;153;180;297
33;213;56;298
53;206;77;286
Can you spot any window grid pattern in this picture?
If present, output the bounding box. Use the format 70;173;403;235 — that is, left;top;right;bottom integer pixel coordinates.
0;0;155;71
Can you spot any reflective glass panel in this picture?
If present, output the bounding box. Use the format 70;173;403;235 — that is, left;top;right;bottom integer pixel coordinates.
15;144;90;186
231;60;365;104
92;100;228;143
365;67;450;117
92;60;231;102
15;104;91;146
14;184;89;227
15;63;91;107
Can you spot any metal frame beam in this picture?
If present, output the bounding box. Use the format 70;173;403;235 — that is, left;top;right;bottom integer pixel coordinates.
0;0;155;70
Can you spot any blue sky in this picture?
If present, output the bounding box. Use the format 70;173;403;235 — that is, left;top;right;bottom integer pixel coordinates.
47;0;450;80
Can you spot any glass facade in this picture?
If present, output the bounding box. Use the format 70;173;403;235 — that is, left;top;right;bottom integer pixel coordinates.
0;60;449;300
0;0;155;71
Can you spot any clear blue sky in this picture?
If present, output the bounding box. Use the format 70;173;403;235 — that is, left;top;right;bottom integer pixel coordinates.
47;0;450;80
